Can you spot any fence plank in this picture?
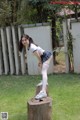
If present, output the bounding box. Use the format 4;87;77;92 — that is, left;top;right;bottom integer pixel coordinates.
12;26;20;75
18;26;26;74
6;27;15;75
0;32;3;75
0;44;3;75
1;28;9;74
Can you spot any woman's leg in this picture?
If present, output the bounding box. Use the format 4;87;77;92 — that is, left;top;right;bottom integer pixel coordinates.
37;55;53;86
35;63;48;100
41;62;49;92
41;55;53;92
35;55;52;99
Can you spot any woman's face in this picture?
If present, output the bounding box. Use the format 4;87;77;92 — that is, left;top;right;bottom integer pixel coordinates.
22;37;29;46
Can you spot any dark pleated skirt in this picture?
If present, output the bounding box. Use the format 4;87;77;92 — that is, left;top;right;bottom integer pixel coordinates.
41;51;52;64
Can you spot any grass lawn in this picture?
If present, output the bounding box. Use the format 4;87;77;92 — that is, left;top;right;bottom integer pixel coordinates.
0;74;80;120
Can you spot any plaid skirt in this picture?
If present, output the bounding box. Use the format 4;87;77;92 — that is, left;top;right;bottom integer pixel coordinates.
41;51;52;64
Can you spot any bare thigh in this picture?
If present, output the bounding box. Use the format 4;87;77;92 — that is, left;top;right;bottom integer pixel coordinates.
44;55;53;65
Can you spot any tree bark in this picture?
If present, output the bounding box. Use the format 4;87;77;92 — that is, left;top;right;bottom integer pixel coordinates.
27;97;52;120
51;11;56;64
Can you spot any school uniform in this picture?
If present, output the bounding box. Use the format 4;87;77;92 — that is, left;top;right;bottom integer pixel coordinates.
28;43;52;100
29;43;52;63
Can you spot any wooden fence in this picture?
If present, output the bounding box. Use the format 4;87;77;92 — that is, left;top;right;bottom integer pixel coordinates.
0;23;53;75
0;26;27;75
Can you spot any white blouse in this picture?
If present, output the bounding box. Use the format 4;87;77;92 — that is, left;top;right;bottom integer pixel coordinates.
29;43;45;54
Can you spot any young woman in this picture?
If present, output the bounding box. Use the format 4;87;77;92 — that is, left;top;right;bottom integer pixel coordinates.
19;34;53;100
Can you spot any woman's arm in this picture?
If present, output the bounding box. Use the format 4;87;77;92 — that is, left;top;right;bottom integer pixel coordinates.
33;51;42;67
33;50;41;62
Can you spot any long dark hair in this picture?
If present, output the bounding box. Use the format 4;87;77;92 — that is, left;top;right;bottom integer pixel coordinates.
19;34;34;52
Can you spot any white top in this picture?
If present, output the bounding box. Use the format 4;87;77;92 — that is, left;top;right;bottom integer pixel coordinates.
29;43;45;54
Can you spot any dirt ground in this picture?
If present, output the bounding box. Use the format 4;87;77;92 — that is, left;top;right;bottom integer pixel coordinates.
53;47;66;73
53;62;66;73
53;54;75;74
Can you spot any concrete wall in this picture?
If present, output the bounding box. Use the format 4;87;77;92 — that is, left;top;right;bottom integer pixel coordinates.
23;25;53;75
70;20;80;73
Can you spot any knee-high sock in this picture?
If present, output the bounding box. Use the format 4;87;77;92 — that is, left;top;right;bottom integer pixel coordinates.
41;63;49;92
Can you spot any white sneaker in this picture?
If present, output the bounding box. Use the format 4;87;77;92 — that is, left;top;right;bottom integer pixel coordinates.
35;91;47;100
37;81;48;86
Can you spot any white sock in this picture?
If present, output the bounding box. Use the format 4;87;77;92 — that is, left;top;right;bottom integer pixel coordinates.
41;63;49;92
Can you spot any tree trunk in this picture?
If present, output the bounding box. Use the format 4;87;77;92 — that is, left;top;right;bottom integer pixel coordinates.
27;97;52;120
51;11;56;64
75;5;78;20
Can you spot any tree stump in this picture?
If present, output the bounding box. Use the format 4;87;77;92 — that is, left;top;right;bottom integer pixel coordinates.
27;97;52;120
36;85;49;96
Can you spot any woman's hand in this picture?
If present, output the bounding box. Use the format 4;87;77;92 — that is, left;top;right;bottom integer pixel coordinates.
38;62;42;68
